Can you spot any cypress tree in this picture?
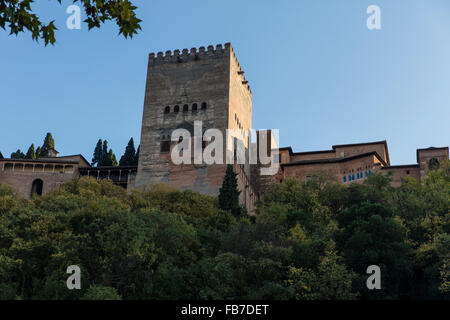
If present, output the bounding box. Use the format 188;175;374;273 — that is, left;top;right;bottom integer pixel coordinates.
0;151;3;159
101;140;109;166
135;145;140;164
40;132;55;157
35;146;41;158
25;144;36;159
111;151;118;167
11;149;25;159
92;139;103;166
102;149;118;167
119;138;137;166
218;165;242;217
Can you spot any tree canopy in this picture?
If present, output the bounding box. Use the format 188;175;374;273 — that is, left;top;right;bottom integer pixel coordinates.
10;149;25;159
91;139;118;167
25;144;36;159
218;165;243;218
40;132;55;157
6;133;56;160
0;0;141;46
119;138;138;166
0;160;448;300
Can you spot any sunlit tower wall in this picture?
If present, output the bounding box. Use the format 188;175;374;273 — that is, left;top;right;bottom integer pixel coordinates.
135;43;255;209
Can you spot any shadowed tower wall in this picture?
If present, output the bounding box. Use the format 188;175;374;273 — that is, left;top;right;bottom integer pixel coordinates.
135;43;254;205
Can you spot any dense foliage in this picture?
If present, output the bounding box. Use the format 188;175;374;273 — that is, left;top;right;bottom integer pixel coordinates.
0;0;141;46
0;161;448;300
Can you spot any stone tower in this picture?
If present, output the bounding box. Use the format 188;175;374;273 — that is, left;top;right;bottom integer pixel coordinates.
135;43;255;207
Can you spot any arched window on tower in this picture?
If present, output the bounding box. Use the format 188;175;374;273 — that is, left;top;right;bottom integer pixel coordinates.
183;104;189;112
174;105;180;113
164;106;170;114
201;102;207;110
31;179;43;197
192;103;198;112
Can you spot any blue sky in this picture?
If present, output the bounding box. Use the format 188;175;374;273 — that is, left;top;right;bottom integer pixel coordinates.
1;0;449;165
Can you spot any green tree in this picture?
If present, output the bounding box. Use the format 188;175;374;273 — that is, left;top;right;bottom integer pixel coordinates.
0;0;142;46
99;141;117;166
119;138;137;166
110;150;118;167
287;250;357;300
336;202;412;299
35;146;41;158
91;139;103;166
102;140;109;166
0;162;447;300
40;132;55;157
82;285;122;300
10;149;25;159
25;144;36;159
219;165;242;217
0;151;3;159
136;145;140;162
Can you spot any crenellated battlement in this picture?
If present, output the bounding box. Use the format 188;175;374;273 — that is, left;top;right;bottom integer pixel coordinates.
148;43;251;94
229;44;252;95
149;43;231;64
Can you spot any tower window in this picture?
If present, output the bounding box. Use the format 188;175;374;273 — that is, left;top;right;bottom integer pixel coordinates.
183;104;189;112
164;106;170;114
192;103;198;112
201;102;207;110
174;105;180;113
160;140;171;153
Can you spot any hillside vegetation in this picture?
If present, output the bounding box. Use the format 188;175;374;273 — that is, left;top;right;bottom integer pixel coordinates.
0;161;449;300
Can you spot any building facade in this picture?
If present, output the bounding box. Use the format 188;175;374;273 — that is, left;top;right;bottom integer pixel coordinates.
0;155;89;198
0;44;448;209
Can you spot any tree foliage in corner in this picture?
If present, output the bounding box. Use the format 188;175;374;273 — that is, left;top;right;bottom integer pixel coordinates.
0;151;3;159
119;137;137;166
0;0;142;46
219;165;242;217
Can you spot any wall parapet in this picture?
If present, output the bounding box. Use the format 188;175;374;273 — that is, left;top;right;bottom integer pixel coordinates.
148;42;252;94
